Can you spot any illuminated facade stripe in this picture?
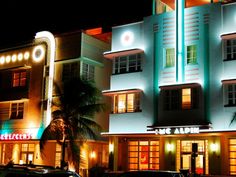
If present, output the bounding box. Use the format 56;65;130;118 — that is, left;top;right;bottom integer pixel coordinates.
35;31;56;127
176;0;185;83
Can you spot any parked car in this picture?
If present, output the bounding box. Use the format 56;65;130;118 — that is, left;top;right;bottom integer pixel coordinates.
118;170;184;177
0;164;81;177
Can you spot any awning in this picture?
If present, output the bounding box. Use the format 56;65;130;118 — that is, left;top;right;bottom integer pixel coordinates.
221;32;236;40
221;79;236;84
103;48;143;59
159;82;201;90
102;88;142;96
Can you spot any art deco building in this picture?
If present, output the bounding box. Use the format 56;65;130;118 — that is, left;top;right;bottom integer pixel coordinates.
102;0;236;175
0;28;111;176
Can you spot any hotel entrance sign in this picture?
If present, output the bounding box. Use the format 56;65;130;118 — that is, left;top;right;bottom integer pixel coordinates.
155;127;199;135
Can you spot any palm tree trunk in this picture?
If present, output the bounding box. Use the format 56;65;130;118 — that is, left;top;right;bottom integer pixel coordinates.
61;135;67;169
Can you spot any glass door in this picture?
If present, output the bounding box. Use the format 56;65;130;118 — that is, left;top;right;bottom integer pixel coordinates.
180;140;206;175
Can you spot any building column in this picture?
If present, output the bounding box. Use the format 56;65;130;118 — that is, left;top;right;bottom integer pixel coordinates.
108;137;119;171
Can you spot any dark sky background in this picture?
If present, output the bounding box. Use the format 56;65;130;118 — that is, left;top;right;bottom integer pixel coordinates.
0;0;153;47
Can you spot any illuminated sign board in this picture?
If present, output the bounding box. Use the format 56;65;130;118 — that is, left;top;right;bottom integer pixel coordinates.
0;133;32;140
155;127;199;135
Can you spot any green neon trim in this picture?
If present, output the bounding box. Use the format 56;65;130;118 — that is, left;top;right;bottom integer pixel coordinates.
152;0;156;15
153;31;159;124
204;23;210;124
175;0;185;83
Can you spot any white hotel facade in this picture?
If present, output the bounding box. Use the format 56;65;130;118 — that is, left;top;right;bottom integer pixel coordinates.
102;0;236;175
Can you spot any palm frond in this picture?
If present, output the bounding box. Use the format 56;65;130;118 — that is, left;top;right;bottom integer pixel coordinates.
229;112;236;127
40;77;104;168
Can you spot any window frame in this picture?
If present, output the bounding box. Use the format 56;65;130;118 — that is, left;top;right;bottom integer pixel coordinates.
112;92;141;114
81;62;95;81
224;84;236;107
186;45;197;65
10;102;24;119
163;87;198;111
62;61;79;81
128;140;160;171
223;39;236;61
113;53;142;74
165;48;175;68
12;70;27;87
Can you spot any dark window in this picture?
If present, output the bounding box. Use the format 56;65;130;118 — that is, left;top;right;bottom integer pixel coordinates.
224;39;236;60
113;53;142;74
225;84;236;106
10;102;24;119
82;62;95;81
62;62;79;81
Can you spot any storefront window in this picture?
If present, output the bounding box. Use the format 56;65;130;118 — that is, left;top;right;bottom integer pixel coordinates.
55;143;61;168
20;143;35;164
128;140;159;171
229;139;236;175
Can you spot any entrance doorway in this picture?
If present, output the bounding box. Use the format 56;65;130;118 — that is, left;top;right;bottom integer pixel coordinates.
178;140;208;175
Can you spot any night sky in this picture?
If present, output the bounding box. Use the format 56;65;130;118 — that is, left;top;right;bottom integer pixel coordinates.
0;0;153;48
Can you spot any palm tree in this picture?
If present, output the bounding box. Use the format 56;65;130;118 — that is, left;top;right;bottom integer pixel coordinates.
39;77;106;170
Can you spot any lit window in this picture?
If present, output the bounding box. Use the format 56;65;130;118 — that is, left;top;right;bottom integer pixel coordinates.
229;139;236;175
224;39;236;60
128;140;159;171
182;88;191;109
187;45;197;64
10;102;24;119
118;94;126;113
13;71;27;87
165;48;175;67
55;143;61;168
113;53;142;74
112;92;141;113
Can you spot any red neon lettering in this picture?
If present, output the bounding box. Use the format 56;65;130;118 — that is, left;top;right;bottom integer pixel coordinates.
15;134;19;140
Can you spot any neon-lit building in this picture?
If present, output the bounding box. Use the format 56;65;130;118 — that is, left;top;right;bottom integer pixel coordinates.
102;0;236;175
0;28;111;175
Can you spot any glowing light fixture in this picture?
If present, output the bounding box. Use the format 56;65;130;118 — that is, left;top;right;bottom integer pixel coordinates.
211;143;218;152
12;54;17;62
121;31;134;46
6;55;11;63
35;31;55;127
90;151;96;159
18;53;23;61
0;56;5;64
167;143;174;152
109;143;114;153
32;45;45;62
24;51;30;60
